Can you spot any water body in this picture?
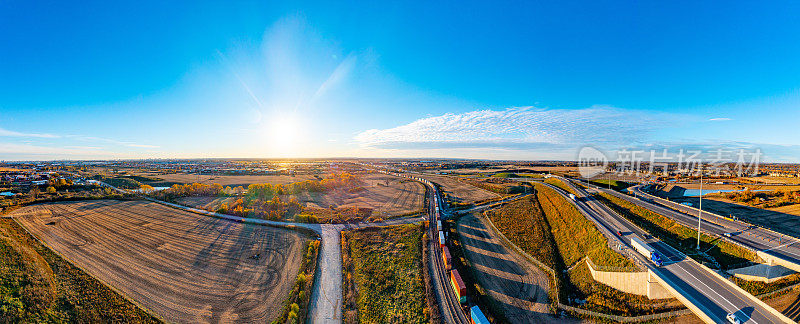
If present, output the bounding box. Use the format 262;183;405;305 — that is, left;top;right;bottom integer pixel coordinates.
133;186;170;193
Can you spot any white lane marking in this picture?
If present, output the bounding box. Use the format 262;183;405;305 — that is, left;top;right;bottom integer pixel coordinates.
672;261;764;324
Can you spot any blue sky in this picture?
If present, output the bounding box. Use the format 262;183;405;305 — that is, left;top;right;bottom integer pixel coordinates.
2;1;800;161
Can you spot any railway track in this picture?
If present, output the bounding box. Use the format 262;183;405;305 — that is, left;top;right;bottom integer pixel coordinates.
423;180;471;324
352;164;472;324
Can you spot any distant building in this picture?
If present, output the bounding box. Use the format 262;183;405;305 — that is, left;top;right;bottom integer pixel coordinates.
768;171;799;177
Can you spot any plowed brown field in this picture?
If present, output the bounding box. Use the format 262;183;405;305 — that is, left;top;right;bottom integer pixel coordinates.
12;200;307;323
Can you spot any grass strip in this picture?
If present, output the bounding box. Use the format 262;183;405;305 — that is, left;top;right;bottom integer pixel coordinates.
0;217;159;323
593;192;758;268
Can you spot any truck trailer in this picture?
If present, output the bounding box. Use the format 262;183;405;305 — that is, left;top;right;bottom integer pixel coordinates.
630;236;663;267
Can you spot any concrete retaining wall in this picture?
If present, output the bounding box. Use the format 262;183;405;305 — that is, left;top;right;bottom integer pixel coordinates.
586;259;673;299
759;250;800;273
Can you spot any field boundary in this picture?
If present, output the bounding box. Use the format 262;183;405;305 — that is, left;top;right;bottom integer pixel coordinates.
10;215;167;323
143;197;323;237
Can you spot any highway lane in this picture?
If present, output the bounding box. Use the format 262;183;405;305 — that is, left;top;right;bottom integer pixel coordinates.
604;182;800;269
539;179;792;324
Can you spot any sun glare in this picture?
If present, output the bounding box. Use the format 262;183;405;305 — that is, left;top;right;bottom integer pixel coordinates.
263;114;303;156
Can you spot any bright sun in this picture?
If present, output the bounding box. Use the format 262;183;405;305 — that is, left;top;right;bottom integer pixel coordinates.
264;114;302;156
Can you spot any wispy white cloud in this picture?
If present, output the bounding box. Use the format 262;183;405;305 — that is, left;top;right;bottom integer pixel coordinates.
66;135;159;148
709;117;732;121
355;106;681;150
0;127;59;138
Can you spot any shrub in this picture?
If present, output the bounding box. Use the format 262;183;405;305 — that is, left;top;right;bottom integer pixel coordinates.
341;224;427;324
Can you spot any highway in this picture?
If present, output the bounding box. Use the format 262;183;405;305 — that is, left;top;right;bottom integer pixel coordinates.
538;178;792;324
614;183;800;271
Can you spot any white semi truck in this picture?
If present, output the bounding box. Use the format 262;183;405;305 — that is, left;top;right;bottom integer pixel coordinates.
630;236;663;267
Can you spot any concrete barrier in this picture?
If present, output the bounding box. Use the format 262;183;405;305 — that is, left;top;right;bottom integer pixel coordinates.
757;250;800;274
646;269;717;324
691;257;795;324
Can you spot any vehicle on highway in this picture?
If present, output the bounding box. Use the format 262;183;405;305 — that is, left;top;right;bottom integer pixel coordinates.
568;193;577;200
450;269;467;304
726;312;741;324
631;236;663;267
470;306;490;324
723;232;732;238
681;202;694;207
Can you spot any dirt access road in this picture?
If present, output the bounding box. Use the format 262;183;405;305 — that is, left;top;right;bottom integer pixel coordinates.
12;200;307;323
308;217;425;324
457;213;557;323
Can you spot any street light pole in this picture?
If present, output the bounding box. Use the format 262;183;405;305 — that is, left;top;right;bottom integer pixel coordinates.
697;164;703;250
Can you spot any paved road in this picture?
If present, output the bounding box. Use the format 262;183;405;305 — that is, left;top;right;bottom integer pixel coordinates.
620;184;800;270
454;193;532;215
546;178;792;324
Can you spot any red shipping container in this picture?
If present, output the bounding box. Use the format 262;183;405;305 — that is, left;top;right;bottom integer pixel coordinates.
442;246;452;270
450;269;467;303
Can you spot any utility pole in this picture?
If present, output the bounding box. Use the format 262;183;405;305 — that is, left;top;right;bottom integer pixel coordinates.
697;164;703;250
